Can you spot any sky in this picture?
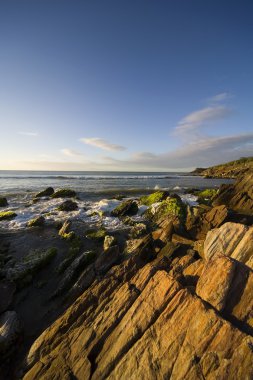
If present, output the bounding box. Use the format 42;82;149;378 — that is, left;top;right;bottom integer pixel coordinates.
0;0;253;171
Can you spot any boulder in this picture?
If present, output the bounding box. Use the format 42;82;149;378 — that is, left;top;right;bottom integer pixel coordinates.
57;200;78;212
204;222;253;265
35;187;54;198
0;197;8;207
27;216;45;227
0;311;22;356
111;200;138;217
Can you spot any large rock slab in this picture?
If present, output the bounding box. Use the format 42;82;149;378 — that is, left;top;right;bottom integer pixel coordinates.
204;222;253;266
22;256;253;380
196;254;253;335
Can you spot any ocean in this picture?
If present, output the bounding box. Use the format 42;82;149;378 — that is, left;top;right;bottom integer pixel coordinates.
0;170;234;231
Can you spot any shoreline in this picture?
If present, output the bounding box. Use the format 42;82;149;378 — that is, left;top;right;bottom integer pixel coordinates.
0;172;252;379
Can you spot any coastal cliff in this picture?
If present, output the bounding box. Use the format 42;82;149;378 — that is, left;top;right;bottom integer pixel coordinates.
192;156;253;178
0;171;253;379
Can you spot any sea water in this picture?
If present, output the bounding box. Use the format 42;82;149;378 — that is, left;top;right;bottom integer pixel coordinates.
0;170;234;231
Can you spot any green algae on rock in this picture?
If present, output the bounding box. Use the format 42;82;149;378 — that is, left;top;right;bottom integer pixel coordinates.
86;228;107;240
111;199;138;217
4;248;57;289
35;187;54;198
51;189;76;198
0;211;17;221
145;196;186;222
197;189;218;204
27;216;45;227
140;191;169;206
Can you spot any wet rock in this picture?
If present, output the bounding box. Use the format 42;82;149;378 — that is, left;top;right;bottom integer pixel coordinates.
51;189;76;198
0;311;22;356
58;220;71;237
0;197;8;207
27;216;45;227
57;200;78;212
35;187;54;198
86;228;107;241
0;211;17;221
111;200;138;217
103;235;117;251
0;280;16;313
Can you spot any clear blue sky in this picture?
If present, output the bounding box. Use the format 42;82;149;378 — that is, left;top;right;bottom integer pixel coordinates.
0;0;253;171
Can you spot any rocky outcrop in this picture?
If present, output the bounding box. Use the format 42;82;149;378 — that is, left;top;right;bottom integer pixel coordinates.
22;253;253;380
213;171;253;214
192;157;253;178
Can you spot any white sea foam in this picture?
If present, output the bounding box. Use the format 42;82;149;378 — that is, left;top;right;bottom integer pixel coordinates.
180;194;198;206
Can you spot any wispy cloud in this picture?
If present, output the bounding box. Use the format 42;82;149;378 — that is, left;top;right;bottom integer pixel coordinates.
208;92;233;103
18;131;38;136
103;133;253;170
80;137;126;151
61;148;83;157
175;106;231;136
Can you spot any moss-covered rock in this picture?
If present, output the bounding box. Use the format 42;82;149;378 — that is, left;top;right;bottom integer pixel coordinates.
197;189;218;205
51;189;76;198
27;216;45;227
57;200;78;211
86;228;107;240
0;211;17;221
5;248;57;288
0;197;8;207
35;187;54;198
140;191;169;206
145;196;186;222
111;200;138;217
